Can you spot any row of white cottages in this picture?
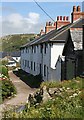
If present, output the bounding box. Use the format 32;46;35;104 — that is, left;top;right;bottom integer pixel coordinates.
20;17;84;81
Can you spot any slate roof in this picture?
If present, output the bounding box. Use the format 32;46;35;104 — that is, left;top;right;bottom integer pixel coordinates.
21;18;84;48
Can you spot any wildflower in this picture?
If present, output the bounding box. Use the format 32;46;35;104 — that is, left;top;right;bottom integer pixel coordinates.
67;87;70;90
73;93;78;97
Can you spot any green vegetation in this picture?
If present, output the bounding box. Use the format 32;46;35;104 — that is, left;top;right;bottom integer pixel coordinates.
1;78;17;102
0;65;17;104
0;34;37;52
2;77;83;119
0;65;9;78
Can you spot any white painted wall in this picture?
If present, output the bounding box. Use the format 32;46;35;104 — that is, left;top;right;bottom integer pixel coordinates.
20;42;64;81
51;43;64;69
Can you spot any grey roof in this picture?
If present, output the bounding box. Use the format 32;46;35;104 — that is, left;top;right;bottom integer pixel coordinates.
21;18;84;48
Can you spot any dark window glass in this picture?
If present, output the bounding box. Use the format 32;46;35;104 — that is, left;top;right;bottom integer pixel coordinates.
31;61;33;70
44;65;46;76
34;62;35;71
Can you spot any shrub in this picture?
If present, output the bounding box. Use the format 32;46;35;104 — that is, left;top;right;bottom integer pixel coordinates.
1;80;17;101
0;65;9;78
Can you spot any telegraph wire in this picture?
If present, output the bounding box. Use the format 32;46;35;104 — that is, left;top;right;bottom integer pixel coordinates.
33;0;55;22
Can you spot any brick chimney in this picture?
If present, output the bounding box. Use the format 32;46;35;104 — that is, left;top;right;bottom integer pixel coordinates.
56;16;70;29
45;21;56;34
71;6;84;23
40;29;45;36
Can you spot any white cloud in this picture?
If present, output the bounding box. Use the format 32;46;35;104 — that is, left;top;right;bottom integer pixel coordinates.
1;12;40;36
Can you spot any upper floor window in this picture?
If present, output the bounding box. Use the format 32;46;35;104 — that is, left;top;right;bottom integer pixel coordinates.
26;48;27;53
34;46;36;53
27;48;29;53
44;43;46;54
40;44;43;53
27;61;29;68
32;46;33;53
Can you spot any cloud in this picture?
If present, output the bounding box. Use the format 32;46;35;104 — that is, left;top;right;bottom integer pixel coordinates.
1;12;40;36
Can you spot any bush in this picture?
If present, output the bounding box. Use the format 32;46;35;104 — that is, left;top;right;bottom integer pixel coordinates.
0;65;9;78
1;79;17;101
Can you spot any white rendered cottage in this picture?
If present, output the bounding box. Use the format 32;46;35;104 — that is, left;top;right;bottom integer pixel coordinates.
20;6;84;81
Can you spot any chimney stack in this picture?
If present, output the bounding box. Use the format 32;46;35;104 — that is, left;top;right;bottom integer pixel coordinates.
45;21;56;34
73;6;76;12
71;6;84;23
56;16;70;29
77;6;81;12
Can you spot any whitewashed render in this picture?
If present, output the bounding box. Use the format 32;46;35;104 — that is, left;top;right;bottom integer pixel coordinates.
20;42;64;81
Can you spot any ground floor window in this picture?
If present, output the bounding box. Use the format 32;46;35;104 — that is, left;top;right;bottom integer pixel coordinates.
31;61;33;70
44;65;46;76
34;62;35;71
40;64;41;74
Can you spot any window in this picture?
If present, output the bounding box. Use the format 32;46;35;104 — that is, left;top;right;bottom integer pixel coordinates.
44;65;46;76
44;44;46;54
25;60;27;67
27;61;29;67
32;46;33;53
26;48;27;53
27;48;29;53
23;60;24;66
34;46;36;53
31;61;33;70
23;49;24;53
40;64;41;74
34;62;35;71
40;44;43;53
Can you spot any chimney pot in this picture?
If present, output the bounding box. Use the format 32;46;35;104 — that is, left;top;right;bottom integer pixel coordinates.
49;21;51;26
66;16;69;21
77;6;81;12
57;16;59;21
60;16;62;21
73;6;76;12
63;16;66;21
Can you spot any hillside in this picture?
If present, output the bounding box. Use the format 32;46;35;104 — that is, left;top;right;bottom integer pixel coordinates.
0;34;37;52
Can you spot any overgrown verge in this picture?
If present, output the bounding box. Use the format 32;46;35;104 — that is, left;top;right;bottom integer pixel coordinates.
2;77;84;119
0;65;17;104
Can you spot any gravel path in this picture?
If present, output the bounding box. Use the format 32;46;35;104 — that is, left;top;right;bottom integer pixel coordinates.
0;71;36;119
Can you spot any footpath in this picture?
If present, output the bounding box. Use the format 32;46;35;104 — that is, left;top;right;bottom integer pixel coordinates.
0;71;36;119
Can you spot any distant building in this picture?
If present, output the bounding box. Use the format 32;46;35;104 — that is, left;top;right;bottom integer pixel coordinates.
20;6;84;81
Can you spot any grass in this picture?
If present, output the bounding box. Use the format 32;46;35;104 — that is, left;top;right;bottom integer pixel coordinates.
2;77;84;119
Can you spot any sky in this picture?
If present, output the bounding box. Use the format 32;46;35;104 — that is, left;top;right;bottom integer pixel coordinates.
0;1;83;37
